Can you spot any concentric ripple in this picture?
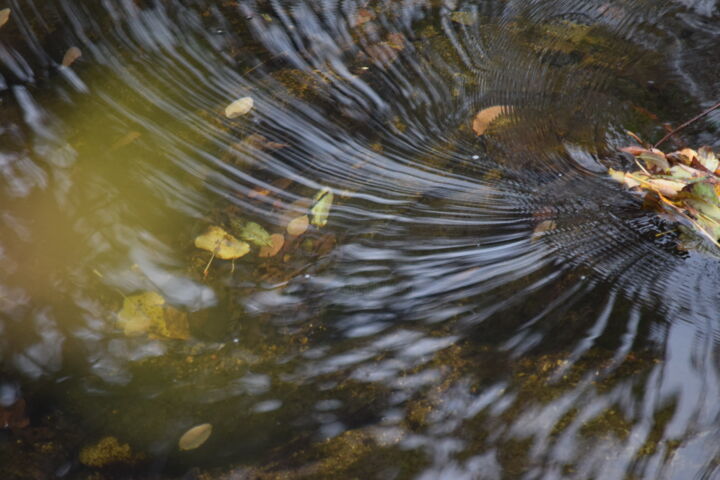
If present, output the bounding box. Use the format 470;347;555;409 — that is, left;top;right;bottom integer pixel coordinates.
0;0;719;478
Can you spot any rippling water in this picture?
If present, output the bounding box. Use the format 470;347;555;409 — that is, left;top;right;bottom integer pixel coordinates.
1;0;720;478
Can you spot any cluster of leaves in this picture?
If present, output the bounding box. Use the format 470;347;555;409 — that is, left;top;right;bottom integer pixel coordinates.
610;145;720;248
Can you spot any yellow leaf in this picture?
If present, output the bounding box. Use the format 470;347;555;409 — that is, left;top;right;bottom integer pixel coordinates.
287;215;309;236
0;8;10;29
224;96;254;118
62;46;82;67
194;226;250;259
179;423;212;451
311;188;333;227
472;106;511;135
117;292;165;336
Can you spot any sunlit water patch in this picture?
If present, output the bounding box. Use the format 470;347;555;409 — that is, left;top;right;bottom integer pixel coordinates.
1;0;720;478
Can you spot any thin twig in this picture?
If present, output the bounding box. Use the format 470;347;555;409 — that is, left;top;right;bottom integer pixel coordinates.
654;100;720;148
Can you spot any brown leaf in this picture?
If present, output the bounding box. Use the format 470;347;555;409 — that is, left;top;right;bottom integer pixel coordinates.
354;8;375;26
472;106;511;136
0;399;29;429
259;233;285;258
620;146;649;156
386;33;406;50
62;46;82;67
287;215;309;236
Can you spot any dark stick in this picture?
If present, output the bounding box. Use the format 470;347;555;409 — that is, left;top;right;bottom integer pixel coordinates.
654;100;720;148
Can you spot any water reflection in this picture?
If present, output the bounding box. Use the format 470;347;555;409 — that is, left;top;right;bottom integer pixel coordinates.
1;0;720;478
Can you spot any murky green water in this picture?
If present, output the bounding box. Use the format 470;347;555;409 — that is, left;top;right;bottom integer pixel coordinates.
1;0;720;478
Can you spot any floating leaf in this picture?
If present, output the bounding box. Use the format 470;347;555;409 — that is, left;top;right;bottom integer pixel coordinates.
61;46;82;67
614;141;720;248
287;215;309;236
259;233;285;258
117;292;165;336
473;106;511;135
194;226;250;259
179;423;212;451
224;96;254;118
311;188;333;227
0;8;10;29
240;221;272;247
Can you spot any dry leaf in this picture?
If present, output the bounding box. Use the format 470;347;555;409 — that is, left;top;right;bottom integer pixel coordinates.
354;8;375;26
225;96;254;118
194;226;250;259
472;106;511;135
259;233;285;257
532;220;556;239
386;33;406;50
179;423;212;451
287;215;309;236
62;47;82;67
0;8;10;29
110;131;141;151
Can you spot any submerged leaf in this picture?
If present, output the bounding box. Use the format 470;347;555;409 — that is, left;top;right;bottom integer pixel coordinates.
287;215;309;236
258;233;285;258
117;292;165;336
194;226;250;259
0;8;10;29
473;106;511;135
224;96;254;118
353;8;375;26
311;188;333;227
116;292;189;339
450;11;476;25
240;222;272;247
179;423;212;451
62;47;82;67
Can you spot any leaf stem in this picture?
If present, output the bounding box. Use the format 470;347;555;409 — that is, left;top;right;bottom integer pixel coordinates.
654;100;720;148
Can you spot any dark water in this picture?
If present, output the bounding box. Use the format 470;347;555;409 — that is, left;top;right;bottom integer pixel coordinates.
1;0;720;478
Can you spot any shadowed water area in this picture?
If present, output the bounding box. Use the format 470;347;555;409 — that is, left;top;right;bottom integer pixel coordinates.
1;0;720;478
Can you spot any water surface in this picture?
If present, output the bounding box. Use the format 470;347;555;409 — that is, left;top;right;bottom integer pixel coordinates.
1;0;720;478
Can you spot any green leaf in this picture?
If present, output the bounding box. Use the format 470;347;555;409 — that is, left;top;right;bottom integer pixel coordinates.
240;221;273;247
194;226;251;259
686;199;720;224
683;180;719;204
311;188;334;227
